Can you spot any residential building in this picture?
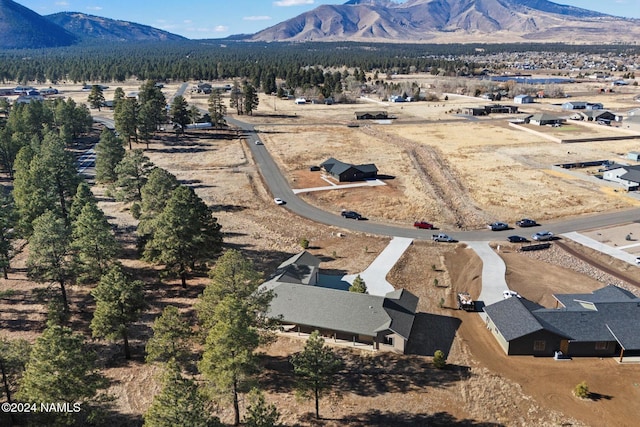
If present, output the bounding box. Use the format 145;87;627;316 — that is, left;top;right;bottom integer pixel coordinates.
321;157;378;182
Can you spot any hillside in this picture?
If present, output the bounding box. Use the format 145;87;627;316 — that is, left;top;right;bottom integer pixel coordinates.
46;12;187;42
249;0;640;43
0;0;77;49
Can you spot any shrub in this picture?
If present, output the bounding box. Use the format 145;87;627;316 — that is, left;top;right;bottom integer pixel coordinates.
130;202;141;219
574;381;590;399
433;350;446;369
299;238;309;249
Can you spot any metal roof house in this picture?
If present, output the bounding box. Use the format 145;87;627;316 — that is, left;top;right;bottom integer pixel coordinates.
514;94;534;104
320;157;378;182
260;252;419;353
528;113;564;126
354;111;388;120
562;101;604;110
602;164;640;190
484;286;640;361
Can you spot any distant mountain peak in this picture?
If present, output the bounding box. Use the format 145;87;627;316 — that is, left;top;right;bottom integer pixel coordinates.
249;0;637;43
0;0;77;49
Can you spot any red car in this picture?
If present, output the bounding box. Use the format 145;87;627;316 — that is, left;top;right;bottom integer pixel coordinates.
413;221;434;229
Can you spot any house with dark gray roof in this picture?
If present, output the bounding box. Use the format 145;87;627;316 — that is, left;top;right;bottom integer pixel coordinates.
320;157;378;182
260;252;418;353
528;113;564;126
484;286;640;361
354;111;388;120
602;164;640;190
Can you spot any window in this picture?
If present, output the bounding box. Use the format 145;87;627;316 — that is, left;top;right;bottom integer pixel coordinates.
595;342;608;351
383;336;394;346
533;340;546;352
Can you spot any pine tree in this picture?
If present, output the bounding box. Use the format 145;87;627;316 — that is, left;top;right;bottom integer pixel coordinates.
87;85;105;111
243;82;259;116
90;264;146;360
140;168;179;218
95;128;125;184
68;182;96;222
114;149;154;203
145;305;192;365
170;96;190;135
143;186;222;288
290;330;342;420
115;97;139;150
349;275;367;293
0;337;31;404
144;360;220;427
244;388;280;427
27;211;74;312
0;127;26;179
207;90;227;128
16;323;108;426
71;201;120;284
0;192;18;279
229;80;244;115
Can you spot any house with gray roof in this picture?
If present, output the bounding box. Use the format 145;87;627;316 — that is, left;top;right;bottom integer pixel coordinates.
602;164;640;190
261;252;418;353
527;113;564;126
320;157;378;182
484;285;640;361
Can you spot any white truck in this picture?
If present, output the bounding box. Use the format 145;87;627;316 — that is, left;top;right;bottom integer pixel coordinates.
432;233;455;242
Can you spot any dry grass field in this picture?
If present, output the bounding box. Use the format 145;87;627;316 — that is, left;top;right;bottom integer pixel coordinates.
2;75;640;426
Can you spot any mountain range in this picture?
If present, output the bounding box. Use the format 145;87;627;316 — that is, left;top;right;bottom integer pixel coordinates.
248;0;640;43
1;0;639;49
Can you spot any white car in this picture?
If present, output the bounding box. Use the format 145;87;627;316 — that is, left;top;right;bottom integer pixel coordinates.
254;140;262;145
532;231;554;241
273;198;285;205
503;290;521;299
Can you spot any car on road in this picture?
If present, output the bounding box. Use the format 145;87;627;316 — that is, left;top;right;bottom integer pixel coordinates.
636;257;640;266
488;222;509;231
516;218;537;227
432;233;456;243
273;198;285;205
503;290;521;299
341;210;363;220
413;221;434;229
254;140;262;145
532;231;554;241
507;235;528;243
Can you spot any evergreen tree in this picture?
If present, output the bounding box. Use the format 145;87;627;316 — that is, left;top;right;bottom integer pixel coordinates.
95;128;125;184
0;128;26;179
290;330;342;420
0;192;18;279
207;90;226;128
349;275;367;293
115;97;139;150
27;211;74;312
16;323;108;426
114;149;154;203
87;85;105;111
138;101;158;149
140;168;179;218
0;337;31;404
71;201;120;284
243;82;259;116
144;360;220;427
229;80;244;115
90;264;146;360
143;186;222;288
188;105;201;124
113;87;125;111
68;181;96;222
170;95;190;135
199;295;260;426
145;305;192;365
244;388;280;427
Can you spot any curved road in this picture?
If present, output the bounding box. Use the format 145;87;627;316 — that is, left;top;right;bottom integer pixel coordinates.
227;116;640;242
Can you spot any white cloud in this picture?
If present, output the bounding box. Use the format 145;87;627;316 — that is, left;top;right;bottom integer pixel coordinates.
273;0;314;7
214;25;229;32
86;6;103;11
55;1;69;5
183;19;193;24
243;15;272;21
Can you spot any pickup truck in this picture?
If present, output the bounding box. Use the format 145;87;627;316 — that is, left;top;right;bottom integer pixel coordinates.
432;233;454;242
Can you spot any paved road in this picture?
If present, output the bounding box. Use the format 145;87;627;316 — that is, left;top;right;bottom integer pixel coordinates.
227;116;640;242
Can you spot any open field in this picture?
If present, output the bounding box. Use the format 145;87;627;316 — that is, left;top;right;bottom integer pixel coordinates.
3;75;640;425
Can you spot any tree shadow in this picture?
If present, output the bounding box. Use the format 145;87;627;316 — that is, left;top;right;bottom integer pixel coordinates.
405;313;461;357
588;392;613;401
341;410;506;426
211;204;248;213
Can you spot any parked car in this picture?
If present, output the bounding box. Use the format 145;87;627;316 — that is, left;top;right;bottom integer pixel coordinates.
532;231;554;241
507;235;528;243
341;210;362;220
413;221;434;229
503;290;521;299
432;233;455;243
273;198;285;205
489;222;509;231
309;165;321;171
516;218;538;228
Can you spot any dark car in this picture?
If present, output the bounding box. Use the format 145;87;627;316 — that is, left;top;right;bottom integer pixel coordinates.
507;235;528;243
489;222;509;231
413;221;434;229
341;210;362;220
516;218;538;227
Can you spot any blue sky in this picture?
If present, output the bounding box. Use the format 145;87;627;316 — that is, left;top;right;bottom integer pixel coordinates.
17;0;640;39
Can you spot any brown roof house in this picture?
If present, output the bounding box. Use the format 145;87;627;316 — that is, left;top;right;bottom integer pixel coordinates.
260;252;419;353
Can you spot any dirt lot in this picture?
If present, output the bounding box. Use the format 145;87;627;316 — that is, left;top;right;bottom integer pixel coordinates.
2;77;640;426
